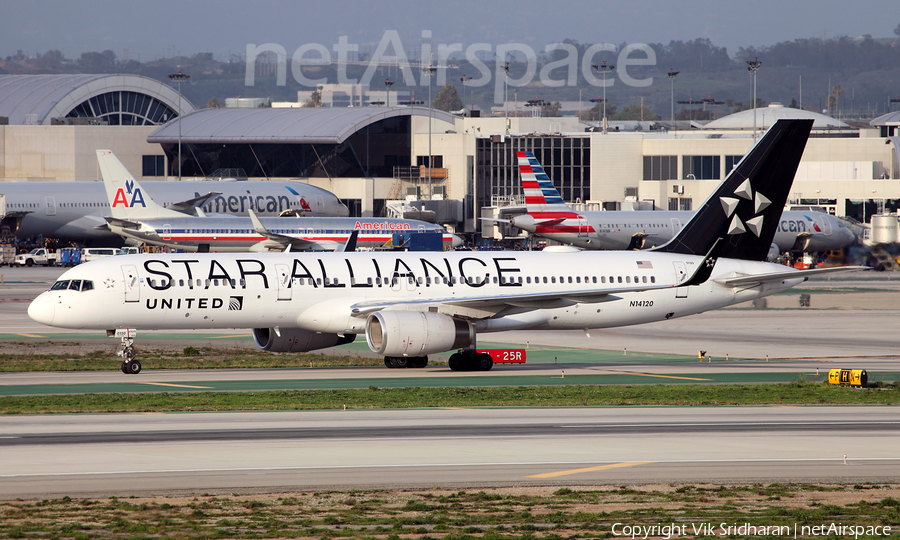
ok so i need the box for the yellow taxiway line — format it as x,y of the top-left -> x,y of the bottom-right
527,461 -> 652,479
139,382 -> 212,389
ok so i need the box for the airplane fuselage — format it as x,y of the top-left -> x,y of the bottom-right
30,251 -> 801,337
515,210 -> 855,252
111,216 -> 459,251
0,181 -> 349,245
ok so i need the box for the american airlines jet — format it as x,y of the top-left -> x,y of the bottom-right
97,150 -> 460,252
508,152 -> 855,253
0,172 -> 348,246
29,120 -> 863,375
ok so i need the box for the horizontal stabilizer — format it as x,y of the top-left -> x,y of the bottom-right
167,192 -> 222,215
715,266 -> 869,288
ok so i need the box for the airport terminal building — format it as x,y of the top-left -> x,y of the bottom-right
1,73 -> 898,240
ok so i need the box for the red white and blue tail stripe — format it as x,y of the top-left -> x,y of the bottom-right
517,151 -> 573,216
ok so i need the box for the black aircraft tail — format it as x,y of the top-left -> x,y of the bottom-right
655,119 -> 813,261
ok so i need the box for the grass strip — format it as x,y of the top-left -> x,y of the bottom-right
0,345 -> 383,372
2,382 -> 899,414
1,483 -> 898,539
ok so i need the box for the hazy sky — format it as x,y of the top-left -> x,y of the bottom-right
2,0 -> 899,61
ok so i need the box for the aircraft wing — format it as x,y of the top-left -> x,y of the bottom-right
349,284 -> 662,318
714,266 -> 869,288
167,192 -> 223,215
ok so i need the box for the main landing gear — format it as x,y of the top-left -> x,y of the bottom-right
448,350 -> 493,372
117,336 -> 141,374
384,356 -> 429,368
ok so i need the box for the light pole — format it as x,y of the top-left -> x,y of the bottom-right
168,71 -> 190,180
460,74 -> 472,133
667,69 -> 679,129
746,57 -> 761,140
592,61 -> 615,133
422,64 -> 437,200
501,61 -> 510,135
384,79 -> 394,107
460,75 -> 473,113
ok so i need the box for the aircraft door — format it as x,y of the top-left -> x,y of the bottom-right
162,224 -> 172,240
670,218 -> 682,237
274,263 -> 291,301
577,217 -> 590,238
673,261 -> 689,298
315,196 -> 325,214
44,196 -> 56,216
121,265 -> 140,303
814,215 -> 833,236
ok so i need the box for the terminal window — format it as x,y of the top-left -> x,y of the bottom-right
643,155 -> 677,181
142,155 -> 166,177
682,155 -> 720,180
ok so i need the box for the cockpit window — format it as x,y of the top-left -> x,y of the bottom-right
50,279 -> 94,291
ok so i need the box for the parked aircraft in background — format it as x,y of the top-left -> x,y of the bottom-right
97,150 -> 459,252
30,120 -> 864,375
509,152 -> 856,253
0,164 -> 348,246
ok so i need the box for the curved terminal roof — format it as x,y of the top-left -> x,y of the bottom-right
703,104 -> 849,130
0,75 -> 194,125
871,111 -> 900,126
0,74 -> 193,125
147,106 -> 457,145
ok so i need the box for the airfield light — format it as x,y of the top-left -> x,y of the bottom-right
592,61 -> 615,133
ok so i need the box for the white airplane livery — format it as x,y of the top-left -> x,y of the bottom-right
97,150 -> 460,252
510,152 -> 856,253
0,169 -> 348,246
29,120 -> 863,374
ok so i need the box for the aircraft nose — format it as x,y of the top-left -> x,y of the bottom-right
28,293 -> 55,326
451,235 -> 464,248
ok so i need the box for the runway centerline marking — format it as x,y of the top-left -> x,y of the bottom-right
139,382 -> 212,389
526,461 -> 652,478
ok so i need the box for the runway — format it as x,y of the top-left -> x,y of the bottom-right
2,267 -> 899,499
0,407 -> 896,499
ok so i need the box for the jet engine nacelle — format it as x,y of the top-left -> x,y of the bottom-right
366,311 -> 474,356
252,327 -> 356,353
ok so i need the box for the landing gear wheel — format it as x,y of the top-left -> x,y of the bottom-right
120,361 -> 128,374
124,360 -> 141,374
394,356 -> 410,368
410,357 -> 428,368
477,353 -> 493,371
384,357 -> 393,368
448,353 -> 461,371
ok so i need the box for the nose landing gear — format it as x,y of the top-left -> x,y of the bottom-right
112,331 -> 142,374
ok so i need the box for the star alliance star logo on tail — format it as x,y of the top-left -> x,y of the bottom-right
719,178 -> 770,237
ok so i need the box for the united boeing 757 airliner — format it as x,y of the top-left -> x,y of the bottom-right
29,120 -> 863,374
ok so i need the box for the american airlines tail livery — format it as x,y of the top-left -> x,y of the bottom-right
29,120 -> 864,374
510,152 -> 856,253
